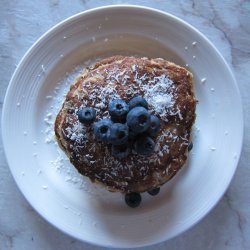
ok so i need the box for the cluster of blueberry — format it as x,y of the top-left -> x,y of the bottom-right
77,96 -> 162,208
125,187 -> 160,208
78,96 -> 161,159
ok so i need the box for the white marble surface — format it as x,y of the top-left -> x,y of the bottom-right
0,0 -> 249,249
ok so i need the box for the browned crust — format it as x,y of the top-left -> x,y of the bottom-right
54,56 -> 196,193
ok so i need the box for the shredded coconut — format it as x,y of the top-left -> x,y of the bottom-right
201,78 -> 206,83
143,75 -> 175,121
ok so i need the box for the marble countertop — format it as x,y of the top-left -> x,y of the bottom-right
0,1 -> 249,249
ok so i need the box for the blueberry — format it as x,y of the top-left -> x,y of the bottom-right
125,192 -> 141,208
78,107 -> 96,124
134,136 -> 155,156
108,99 -> 129,123
111,144 -> 130,159
188,141 -> 193,151
127,107 -> 150,134
128,129 -> 138,140
147,115 -> 161,137
93,119 -> 112,142
129,96 -> 148,110
109,123 -> 129,145
148,187 -> 160,196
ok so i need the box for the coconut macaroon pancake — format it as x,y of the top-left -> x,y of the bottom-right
55,56 -> 196,201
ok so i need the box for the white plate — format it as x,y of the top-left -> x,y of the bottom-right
2,5 -> 243,248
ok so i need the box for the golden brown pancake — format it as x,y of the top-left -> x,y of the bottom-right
55,56 -> 196,193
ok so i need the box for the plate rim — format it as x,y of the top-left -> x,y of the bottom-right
1,4 -> 244,248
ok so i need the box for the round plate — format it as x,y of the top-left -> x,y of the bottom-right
2,5 -> 243,248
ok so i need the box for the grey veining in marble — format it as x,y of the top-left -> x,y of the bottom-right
0,0 -> 250,250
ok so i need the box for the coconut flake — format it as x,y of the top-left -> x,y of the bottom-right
201,78 -> 206,83
143,75 -> 175,121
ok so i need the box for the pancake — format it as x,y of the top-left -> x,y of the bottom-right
55,56 -> 196,193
